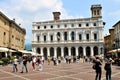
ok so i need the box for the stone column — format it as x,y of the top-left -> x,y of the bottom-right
32,32 -> 35,41
76,46 -> 78,56
83,31 -> 86,42
40,33 -> 44,42
61,32 -> 64,42
91,46 -> 94,56
47,33 -> 50,42
47,47 -> 50,57
41,47 -> 43,56
54,33 -> 57,42
83,46 -> 86,56
61,47 -> 64,57
76,31 -> 78,41
68,31 -> 71,41
32,47 -> 35,52
54,47 -> 57,57
91,31 -> 94,41
68,47 -> 71,56
99,46 -> 102,55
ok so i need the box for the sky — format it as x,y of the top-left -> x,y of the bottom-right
0,0 -> 120,44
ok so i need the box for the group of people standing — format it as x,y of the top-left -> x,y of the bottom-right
12,54 -> 44,73
12,54 -> 114,80
92,54 -> 114,80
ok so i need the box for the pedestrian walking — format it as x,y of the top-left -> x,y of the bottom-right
21,55 -> 28,73
52,56 -> 57,66
93,56 -> 102,80
65,55 -> 68,64
68,56 -> 71,64
104,54 -> 114,80
42,56 -> 45,64
47,56 -> 51,65
58,56 -> 61,64
37,56 -> 43,71
32,55 -> 37,71
12,56 -> 18,72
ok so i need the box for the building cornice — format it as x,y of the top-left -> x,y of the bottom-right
33,17 -> 102,25
112,20 -> 120,27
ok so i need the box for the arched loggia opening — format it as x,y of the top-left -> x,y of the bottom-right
94,46 -> 98,56
64,47 -> 68,57
50,47 -> 54,57
86,46 -> 91,57
78,47 -> 83,58
43,47 -> 47,59
57,47 -> 61,58
36,47 -> 40,54
71,47 -> 76,56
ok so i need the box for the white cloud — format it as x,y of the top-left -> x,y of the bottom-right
0,0 -> 74,43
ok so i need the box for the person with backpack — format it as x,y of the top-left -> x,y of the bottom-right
93,56 -> 102,80
21,55 -> 28,73
104,54 -> 114,80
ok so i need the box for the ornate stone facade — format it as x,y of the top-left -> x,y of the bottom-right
32,5 -> 105,59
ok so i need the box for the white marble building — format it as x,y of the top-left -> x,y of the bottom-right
32,4 -> 105,59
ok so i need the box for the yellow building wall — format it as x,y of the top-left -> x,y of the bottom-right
0,12 -> 26,50
0,15 -> 10,47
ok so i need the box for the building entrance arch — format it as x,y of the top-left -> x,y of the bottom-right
86,46 -> 91,57
57,47 -> 61,57
50,47 -> 54,57
94,46 -> 98,56
64,47 -> 68,57
78,47 -> 83,57
71,47 -> 75,56
36,47 -> 40,54
43,47 -> 47,59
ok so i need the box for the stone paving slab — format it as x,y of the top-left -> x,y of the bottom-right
0,61 -> 120,80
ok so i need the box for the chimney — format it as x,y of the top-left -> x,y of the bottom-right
13,18 -> 15,22
53,12 -> 61,21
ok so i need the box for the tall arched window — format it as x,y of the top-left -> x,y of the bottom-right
94,33 -> 97,40
86,34 -> 89,41
50,35 -> 53,42
79,34 -> 82,41
57,32 -> 61,41
3,32 -> 6,44
71,31 -> 75,41
64,32 -> 67,41
44,35 -> 46,42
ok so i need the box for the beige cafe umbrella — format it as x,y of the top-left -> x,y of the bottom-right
0,47 -> 15,52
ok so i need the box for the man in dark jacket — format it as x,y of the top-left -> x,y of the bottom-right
21,55 -> 28,73
104,54 -> 113,80
93,56 -> 102,80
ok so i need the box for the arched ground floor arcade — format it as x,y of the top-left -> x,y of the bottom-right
32,44 -> 104,59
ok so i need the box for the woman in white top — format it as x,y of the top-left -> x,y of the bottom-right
13,56 -> 18,72
32,56 -> 36,71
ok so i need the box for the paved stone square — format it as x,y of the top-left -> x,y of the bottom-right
0,61 -> 120,80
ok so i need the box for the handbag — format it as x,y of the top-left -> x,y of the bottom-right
104,63 -> 110,70
92,65 -> 96,70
